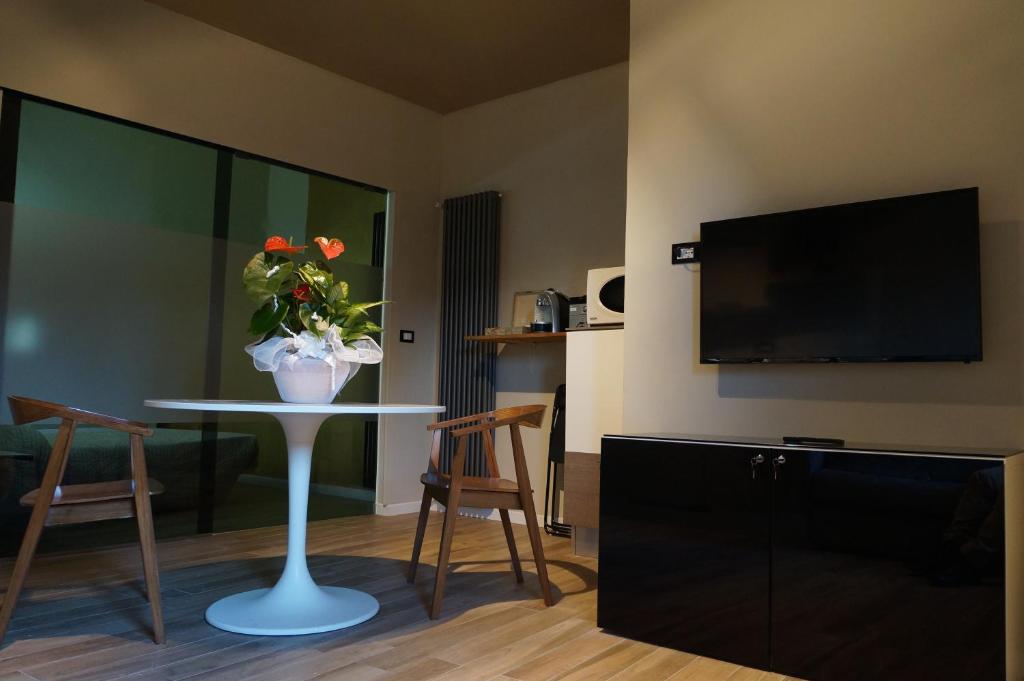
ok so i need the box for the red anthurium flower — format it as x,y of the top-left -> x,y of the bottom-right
264,236 -> 306,254
314,236 -> 345,260
292,284 -> 312,302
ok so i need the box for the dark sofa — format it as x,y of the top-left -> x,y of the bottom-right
0,425 -> 258,513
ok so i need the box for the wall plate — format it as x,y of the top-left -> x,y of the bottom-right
672,242 -> 700,264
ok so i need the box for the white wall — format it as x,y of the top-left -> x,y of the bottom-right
0,0 -> 443,509
626,0 -> 1024,448
441,64 -> 629,511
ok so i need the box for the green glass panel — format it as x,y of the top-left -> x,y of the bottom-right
14,101 -> 216,235
306,175 -> 387,266
0,99 -> 389,551
1,102 -> 219,553
215,155 -> 387,531
228,156 -> 309,246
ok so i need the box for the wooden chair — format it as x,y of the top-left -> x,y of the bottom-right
408,404 -> 555,618
0,396 -> 165,646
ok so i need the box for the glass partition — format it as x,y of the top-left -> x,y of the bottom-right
0,94 -> 387,555
213,156 -> 386,533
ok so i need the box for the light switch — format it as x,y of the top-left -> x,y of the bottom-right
399,330 -> 415,343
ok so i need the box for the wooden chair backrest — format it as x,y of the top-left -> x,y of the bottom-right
8,396 -> 152,435
425,404 -> 546,477
7,395 -> 154,491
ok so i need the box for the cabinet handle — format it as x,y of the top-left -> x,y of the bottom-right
750,453 -> 765,479
773,454 -> 786,480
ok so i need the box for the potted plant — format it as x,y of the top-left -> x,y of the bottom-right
242,235 -> 385,403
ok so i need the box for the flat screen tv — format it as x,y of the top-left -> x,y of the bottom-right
700,187 -> 981,364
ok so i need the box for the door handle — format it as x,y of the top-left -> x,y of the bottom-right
750,453 -> 765,479
773,454 -> 786,480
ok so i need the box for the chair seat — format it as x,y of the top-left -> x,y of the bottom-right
420,472 -> 523,494
21,479 -> 165,507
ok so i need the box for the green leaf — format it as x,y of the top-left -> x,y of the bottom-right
248,298 -> 289,336
352,321 -> 382,336
327,281 -> 350,306
297,303 -> 318,336
297,262 -> 332,300
243,253 -> 294,305
342,300 -> 387,319
335,319 -> 383,342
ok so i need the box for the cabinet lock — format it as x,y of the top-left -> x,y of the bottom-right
750,453 -> 765,479
772,454 -> 786,480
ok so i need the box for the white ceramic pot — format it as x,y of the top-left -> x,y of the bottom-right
272,357 -> 360,404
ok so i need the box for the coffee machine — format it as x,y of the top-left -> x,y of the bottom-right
531,289 -> 570,332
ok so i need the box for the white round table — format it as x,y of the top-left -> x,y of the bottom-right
143,399 -> 444,636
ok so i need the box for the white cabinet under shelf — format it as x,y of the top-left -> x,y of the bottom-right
564,327 -> 623,556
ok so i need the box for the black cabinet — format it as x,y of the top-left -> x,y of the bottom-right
598,438 -> 770,669
598,435 -> 1016,681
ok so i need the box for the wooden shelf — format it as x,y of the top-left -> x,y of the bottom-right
465,332 -> 567,344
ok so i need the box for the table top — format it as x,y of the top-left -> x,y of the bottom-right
144,399 -> 445,415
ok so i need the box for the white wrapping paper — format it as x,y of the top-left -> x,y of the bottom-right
245,326 -> 383,391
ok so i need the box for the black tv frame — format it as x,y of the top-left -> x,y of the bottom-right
698,187 -> 982,365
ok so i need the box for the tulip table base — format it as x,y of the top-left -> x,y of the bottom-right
143,399 -> 444,636
205,584 -> 379,636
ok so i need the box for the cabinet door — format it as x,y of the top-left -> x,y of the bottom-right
771,449 -> 1005,681
598,438 -> 771,669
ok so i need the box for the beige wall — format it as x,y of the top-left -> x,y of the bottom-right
0,0 -> 443,509
441,64 -> 629,512
442,63 -> 629,323
625,0 -> 1024,448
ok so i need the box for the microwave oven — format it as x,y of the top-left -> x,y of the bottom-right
586,266 -> 625,325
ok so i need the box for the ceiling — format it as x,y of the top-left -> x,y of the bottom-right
149,0 -> 629,114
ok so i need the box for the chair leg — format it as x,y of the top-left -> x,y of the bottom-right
131,434 -> 164,644
0,421 -> 73,647
408,489 -> 432,583
135,497 -> 165,644
429,499 -> 460,620
429,438 -> 468,620
0,502 -> 48,646
499,509 -> 524,583
522,507 -> 555,607
430,499 -> 458,614
509,424 -> 554,607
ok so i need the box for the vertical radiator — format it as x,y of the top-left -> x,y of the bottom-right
437,191 -> 501,476
371,211 -> 386,268
362,418 -> 378,490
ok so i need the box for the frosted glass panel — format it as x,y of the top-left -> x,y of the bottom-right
213,155 -> 387,532
0,203 -> 212,422
0,100 -> 220,554
15,101 -> 217,234
307,175 -> 386,267
0,97 -> 389,553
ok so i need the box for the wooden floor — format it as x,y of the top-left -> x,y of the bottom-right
0,513 -> 795,681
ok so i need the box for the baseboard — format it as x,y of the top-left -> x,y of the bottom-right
238,477 -> 547,527
441,502 -> 545,527
239,474 -> 375,503
374,499 -> 425,516
375,497 -> 546,527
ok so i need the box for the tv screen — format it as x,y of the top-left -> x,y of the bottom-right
700,187 -> 981,364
